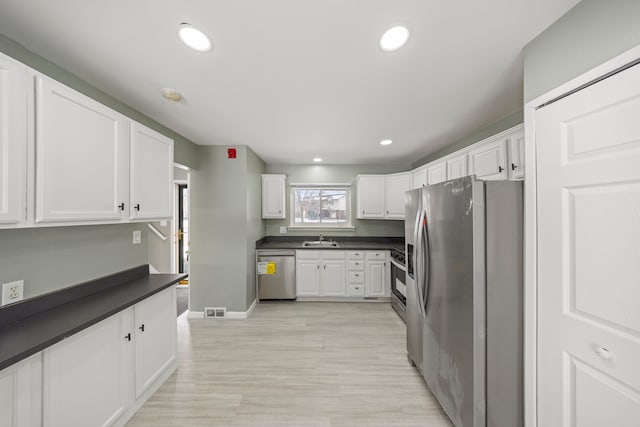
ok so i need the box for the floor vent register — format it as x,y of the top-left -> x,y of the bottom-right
204,307 -> 227,318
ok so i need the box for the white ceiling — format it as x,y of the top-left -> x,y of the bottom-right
0,0 -> 580,165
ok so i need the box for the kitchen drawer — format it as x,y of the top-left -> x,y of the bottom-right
346,251 -> 365,260
366,251 -> 387,260
348,271 -> 365,283
347,284 -> 365,296
347,260 -> 364,270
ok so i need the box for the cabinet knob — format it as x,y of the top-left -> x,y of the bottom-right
596,347 -> 611,360
134,204 -> 141,211
118,202 -> 125,211
498,166 -> 504,173
355,274 -> 359,277
355,262 -> 359,266
139,324 -> 145,332
362,210 -> 365,215
511,163 -> 517,171
386,210 -> 389,215
317,265 -> 319,269
124,333 -> 131,341
278,210 -> 281,214
324,265 -> 326,269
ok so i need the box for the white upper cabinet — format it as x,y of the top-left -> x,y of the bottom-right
261,174 -> 286,219
446,153 -> 468,180
356,175 -> 385,219
508,129 -> 525,180
412,166 -> 427,189
34,74 -> 129,223
384,172 -> 412,219
468,138 -> 508,180
427,160 -> 447,185
0,53 -> 27,227
129,122 -> 174,220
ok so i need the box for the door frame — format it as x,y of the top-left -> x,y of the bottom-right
523,44 -> 640,426
173,179 -> 188,274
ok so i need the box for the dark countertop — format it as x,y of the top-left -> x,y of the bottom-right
256,236 -> 404,251
0,265 -> 186,371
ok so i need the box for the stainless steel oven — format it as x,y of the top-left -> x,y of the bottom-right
390,248 -> 407,323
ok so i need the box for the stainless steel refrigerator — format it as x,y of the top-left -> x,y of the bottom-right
405,176 -> 523,427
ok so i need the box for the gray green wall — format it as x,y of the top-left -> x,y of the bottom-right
0,224 -> 147,300
265,164 -> 409,237
524,0 -> 640,103
0,33 -> 198,168
411,110 -> 523,169
190,146 -> 265,312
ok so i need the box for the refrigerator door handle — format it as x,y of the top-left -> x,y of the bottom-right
415,209 -> 426,316
422,212 -> 430,315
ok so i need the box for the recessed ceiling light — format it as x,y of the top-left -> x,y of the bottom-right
380,139 -> 393,146
379,25 -> 410,52
178,23 -> 212,52
313,158 -> 323,162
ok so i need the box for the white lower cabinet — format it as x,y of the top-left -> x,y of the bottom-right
297,250 -> 389,299
43,310 -> 132,427
365,251 -> 390,297
41,286 -> 176,427
0,354 -> 41,427
134,287 -> 177,398
296,250 -> 346,297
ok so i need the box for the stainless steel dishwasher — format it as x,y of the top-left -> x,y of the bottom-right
256,250 -> 296,300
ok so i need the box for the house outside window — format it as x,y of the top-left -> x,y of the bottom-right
290,185 -> 352,228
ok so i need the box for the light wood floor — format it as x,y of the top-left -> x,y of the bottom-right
127,302 -> 453,426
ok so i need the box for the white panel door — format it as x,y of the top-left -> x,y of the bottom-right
42,311 -> 132,427
134,287 -> 176,398
412,167 -> 427,189
385,172 -> 412,219
0,53 -> 27,226
469,139 -> 508,180
357,176 -> 385,218
366,261 -> 387,297
296,260 -> 320,296
321,261 -> 346,296
130,122 -> 173,220
536,62 -> 640,426
0,354 -> 41,427
261,174 -> 286,218
508,130 -> 525,180
35,74 -> 128,223
427,161 -> 447,185
446,153 -> 468,180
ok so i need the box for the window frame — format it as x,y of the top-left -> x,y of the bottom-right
288,184 -> 354,229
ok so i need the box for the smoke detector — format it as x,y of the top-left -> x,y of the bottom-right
161,88 -> 183,102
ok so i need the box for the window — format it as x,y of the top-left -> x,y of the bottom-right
290,185 -> 352,228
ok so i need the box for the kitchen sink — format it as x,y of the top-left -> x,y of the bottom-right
301,241 -> 340,247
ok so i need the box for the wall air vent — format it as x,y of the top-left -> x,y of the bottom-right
204,307 -> 226,318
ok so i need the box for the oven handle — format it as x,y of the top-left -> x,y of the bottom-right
390,258 -> 406,272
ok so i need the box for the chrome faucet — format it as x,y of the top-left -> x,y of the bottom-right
319,234 -> 324,242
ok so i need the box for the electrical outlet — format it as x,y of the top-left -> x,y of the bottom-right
133,230 -> 141,244
279,226 -> 287,234
2,280 -> 24,306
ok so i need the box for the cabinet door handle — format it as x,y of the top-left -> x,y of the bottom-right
317,265 -> 319,269
386,210 -> 389,215
355,274 -> 359,277
362,210 -> 365,215
511,163 -> 517,171
124,333 -> 131,341
498,166 -> 504,173
139,324 -> 145,332
324,265 -> 326,270
118,202 -> 125,211
134,204 -> 141,211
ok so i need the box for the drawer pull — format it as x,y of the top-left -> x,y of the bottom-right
596,347 -> 611,360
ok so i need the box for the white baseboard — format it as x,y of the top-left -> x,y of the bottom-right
296,296 -> 391,302
187,310 -> 204,319
226,299 -> 257,319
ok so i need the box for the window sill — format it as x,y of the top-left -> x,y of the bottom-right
287,226 -> 355,231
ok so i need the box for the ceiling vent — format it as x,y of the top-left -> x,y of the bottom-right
204,307 -> 226,318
